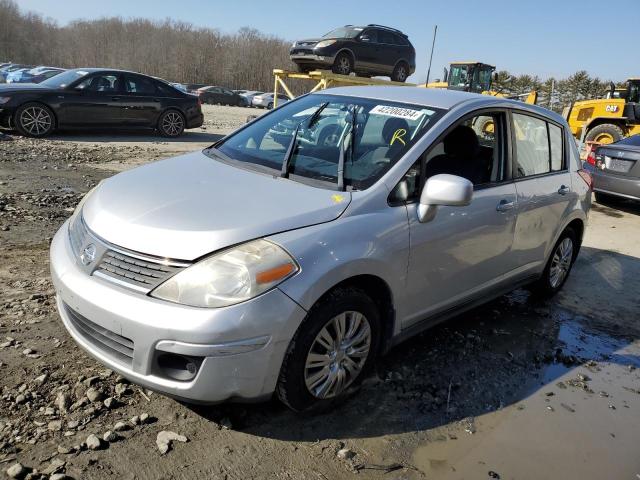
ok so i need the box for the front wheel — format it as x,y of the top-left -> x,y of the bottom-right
267,102 -> 274,109
585,123 -> 623,145
332,52 -> 353,76
277,287 -> 380,412
158,110 -> 185,137
529,228 -> 577,297
14,103 -> 55,137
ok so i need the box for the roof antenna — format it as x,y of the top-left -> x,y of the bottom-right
425,25 -> 438,87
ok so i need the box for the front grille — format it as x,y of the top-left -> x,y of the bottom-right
95,250 -> 184,292
64,303 -> 134,367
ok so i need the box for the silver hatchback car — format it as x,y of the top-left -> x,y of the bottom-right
51,87 -> 591,412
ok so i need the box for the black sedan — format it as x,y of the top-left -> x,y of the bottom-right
0,68 -> 203,137
585,134 -> 640,203
196,86 -> 247,106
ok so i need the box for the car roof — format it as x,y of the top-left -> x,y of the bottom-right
313,86 -> 565,123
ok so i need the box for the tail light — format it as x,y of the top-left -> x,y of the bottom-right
586,150 -> 596,166
578,169 -> 593,190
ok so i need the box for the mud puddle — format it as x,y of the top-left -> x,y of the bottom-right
413,315 -> 640,480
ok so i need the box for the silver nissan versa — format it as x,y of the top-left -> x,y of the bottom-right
51,86 -> 591,412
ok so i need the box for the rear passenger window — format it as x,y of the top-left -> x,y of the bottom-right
513,113 -> 550,177
125,75 -> 157,95
549,123 -> 563,171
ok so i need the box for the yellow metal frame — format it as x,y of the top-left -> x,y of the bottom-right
272,69 -> 416,107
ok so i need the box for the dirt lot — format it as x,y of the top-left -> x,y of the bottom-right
1,104 -> 639,480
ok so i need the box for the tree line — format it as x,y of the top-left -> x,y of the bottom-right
0,0 -> 627,105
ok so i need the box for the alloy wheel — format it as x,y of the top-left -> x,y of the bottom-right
396,66 -> 407,82
20,106 -> 52,136
162,112 -> 184,136
304,311 -> 371,399
549,237 -> 573,288
337,56 -> 351,75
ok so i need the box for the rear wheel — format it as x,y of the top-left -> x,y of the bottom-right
277,287 -> 380,412
529,228 -> 577,297
391,62 -> 409,82
585,123 -> 623,145
332,52 -> 353,76
158,110 -> 185,137
267,101 -> 274,110
14,103 -> 55,137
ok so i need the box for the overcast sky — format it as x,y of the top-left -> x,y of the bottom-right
16,0 -> 633,83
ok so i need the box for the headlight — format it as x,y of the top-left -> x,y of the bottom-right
291,41 -> 297,48
150,239 -> 299,308
315,40 -> 336,48
0,97 -> 11,105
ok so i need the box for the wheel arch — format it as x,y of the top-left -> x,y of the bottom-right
335,48 -> 356,66
544,213 -> 586,266
584,117 -> 626,135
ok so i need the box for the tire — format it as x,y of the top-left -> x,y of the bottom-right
332,52 -> 354,76
296,64 -> 312,74
158,110 -> 185,137
585,123 -> 623,145
391,62 -> 409,82
14,102 -> 55,138
276,287 -> 381,413
529,228 -> 578,297
267,102 -> 274,110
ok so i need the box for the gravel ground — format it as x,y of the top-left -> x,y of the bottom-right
1,104 -> 639,480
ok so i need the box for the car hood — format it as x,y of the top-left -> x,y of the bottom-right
0,83 -> 53,93
293,38 -> 324,46
82,151 -> 351,260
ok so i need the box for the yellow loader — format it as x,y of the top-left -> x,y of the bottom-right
565,78 -> 640,144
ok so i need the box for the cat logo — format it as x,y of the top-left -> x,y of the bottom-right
605,105 -> 619,113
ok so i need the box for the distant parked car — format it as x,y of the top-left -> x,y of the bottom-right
170,82 -> 188,93
239,90 -> 264,107
197,86 -> 246,106
584,134 -> 640,203
0,68 -> 203,138
0,64 -> 33,83
290,24 -> 416,82
8,66 -> 65,84
252,92 -> 290,109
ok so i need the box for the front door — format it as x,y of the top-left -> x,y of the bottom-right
402,111 -> 519,328
58,73 -> 124,127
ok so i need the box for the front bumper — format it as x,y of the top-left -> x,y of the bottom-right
289,52 -> 335,67
50,223 -> 307,403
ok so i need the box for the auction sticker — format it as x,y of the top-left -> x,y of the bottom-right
370,105 -> 423,121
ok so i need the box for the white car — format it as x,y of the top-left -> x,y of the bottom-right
252,92 -> 291,109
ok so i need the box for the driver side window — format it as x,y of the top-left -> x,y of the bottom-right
75,74 -> 120,93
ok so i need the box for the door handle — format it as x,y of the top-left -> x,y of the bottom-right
496,199 -> 515,212
557,185 -> 570,195
111,96 -> 120,101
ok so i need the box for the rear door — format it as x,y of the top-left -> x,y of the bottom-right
376,30 -> 399,74
121,74 -> 163,127
511,111 -> 574,273
57,73 -> 124,127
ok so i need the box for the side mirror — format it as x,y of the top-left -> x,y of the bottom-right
359,35 -> 370,42
417,174 -> 473,223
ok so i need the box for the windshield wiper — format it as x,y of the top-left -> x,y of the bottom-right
281,102 -> 330,178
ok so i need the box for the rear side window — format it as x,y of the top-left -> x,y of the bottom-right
378,30 -> 394,44
549,123 -> 563,171
125,75 -> 157,95
513,113 -> 565,177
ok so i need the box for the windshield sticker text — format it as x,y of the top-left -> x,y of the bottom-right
370,105 -> 423,121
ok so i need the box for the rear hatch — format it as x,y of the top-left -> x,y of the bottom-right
595,144 -> 640,178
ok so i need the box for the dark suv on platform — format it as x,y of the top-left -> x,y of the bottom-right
290,24 -> 416,82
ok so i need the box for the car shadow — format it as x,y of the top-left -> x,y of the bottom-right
592,196 -> 640,216
7,129 -> 223,144
186,246 -> 640,441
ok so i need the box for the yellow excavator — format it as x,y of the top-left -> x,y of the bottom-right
423,61 -> 538,105
564,78 -> 640,144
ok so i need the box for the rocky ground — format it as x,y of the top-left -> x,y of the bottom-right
1,105 -> 639,479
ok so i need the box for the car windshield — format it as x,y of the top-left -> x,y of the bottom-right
41,69 -> 90,88
323,26 -> 362,39
209,94 -> 444,190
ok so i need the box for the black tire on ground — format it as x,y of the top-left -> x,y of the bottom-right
157,109 -> 185,137
332,52 -> 354,76
584,123 -> 624,145
529,227 -> 578,297
14,102 -> 55,138
391,62 -> 409,82
276,287 -> 381,413
267,102 -> 274,110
